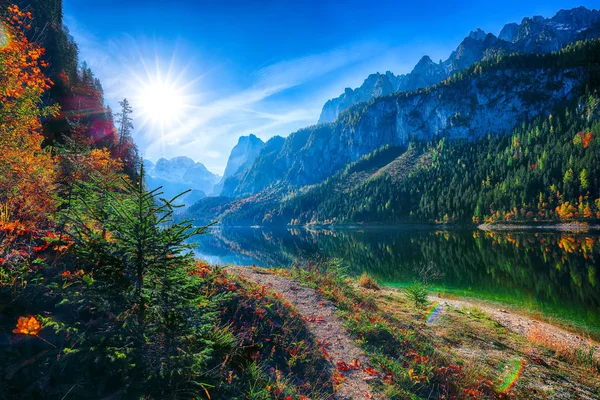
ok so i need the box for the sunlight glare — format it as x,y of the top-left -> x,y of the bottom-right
129,53 -> 200,135
138,80 -> 185,125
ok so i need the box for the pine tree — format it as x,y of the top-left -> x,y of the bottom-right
116,98 -> 134,157
66,165 -> 217,396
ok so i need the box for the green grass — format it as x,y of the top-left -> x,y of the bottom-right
274,262 -> 600,399
277,262 -> 489,399
381,280 -> 600,341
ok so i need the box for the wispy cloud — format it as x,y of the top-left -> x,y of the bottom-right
63,14 -> 410,175
254,42 -> 385,88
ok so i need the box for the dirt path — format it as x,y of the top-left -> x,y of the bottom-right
376,285 -> 599,356
426,295 -> 600,358
227,267 -> 376,400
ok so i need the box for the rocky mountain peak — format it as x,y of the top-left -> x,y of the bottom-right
552,6 -> 600,27
499,23 -> 519,42
213,134 -> 266,195
156,156 -> 195,170
371,74 -> 394,97
317,6 -> 599,124
468,28 -> 487,41
238,133 -> 263,147
408,55 -> 445,88
413,55 -> 435,69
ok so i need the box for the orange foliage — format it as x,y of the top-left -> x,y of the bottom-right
58,148 -> 124,184
12,315 -> 42,335
188,261 -> 212,278
581,131 -> 593,149
555,201 -> 578,220
332,372 -> 346,385
0,5 -> 58,228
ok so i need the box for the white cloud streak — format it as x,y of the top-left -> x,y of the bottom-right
63,14 -> 411,175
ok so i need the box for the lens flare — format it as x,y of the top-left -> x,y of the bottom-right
425,303 -> 443,324
496,358 -> 525,393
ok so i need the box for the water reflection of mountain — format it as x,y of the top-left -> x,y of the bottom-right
191,226 -> 600,329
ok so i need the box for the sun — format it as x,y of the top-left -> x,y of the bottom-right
129,55 -> 198,132
137,79 -> 186,125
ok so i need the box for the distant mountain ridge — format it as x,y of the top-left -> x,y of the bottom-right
318,6 -> 600,123
145,156 -> 220,193
144,157 -> 220,207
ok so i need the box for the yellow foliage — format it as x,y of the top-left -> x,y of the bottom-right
0,6 -> 58,228
358,272 -> 380,290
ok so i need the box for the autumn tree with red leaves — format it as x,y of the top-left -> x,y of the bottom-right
0,4 -> 58,227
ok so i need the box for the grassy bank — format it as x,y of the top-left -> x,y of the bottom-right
380,281 -> 600,342
268,265 -> 600,399
0,227 -> 332,399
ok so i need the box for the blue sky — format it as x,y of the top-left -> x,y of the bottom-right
64,0 -> 598,175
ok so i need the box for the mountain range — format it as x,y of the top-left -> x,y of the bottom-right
183,6 -> 600,226
213,7 -> 600,199
143,157 -> 219,207
319,6 -> 600,123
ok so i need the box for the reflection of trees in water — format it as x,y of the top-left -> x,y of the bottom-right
201,227 -> 600,325
195,227 -> 328,268
309,230 -> 600,309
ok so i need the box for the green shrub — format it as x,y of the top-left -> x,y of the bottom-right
405,281 -> 429,309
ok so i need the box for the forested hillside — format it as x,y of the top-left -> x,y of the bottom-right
216,38 -> 599,201
189,39 -> 600,226
280,96 -> 600,225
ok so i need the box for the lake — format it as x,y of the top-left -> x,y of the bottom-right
192,226 -> 600,336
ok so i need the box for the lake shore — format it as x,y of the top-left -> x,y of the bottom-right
478,222 -> 600,231
382,282 -> 600,342
233,265 -> 600,398
195,225 -> 600,339
427,293 -> 600,356
380,276 -> 600,355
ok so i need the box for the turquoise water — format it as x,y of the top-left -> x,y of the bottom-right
191,226 -> 600,335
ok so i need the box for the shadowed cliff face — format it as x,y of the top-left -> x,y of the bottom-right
214,134 -> 265,196
318,7 -> 600,124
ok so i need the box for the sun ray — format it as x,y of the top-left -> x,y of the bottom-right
127,53 -> 201,134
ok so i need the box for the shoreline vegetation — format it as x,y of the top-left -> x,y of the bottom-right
227,221 -> 600,232
478,222 -> 600,231
227,264 -> 600,399
382,281 -> 600,342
